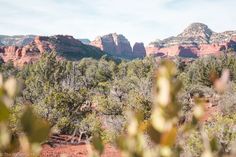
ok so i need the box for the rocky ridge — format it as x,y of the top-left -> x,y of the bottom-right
0,35 -> 36,46
146,23 -> 236,57
0,35 -> 104,66
0,23 -> 235,66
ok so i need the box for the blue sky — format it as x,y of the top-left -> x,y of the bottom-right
0,0 -> 235,45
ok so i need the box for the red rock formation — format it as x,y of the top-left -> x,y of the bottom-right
145,44 -> 161,56
198,44 -> 226,56
0,45 -> 39,66
146,23 -> 236,58
133,42 -> 146,58
0,35 -> 103,66
90,37 -> 104,51
90,33 -> 133,58
0,23 -> 235,64
146,44 -> 226,58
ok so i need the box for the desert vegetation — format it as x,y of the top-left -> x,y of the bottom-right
0,53 -> 236,157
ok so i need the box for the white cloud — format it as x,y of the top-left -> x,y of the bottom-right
0,0 -> 235,45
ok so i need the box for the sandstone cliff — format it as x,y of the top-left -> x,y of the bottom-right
90,33 -> 136,58
0,35 -> 104,66
90,33 -> 148,58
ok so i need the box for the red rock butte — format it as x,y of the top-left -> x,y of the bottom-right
90,33 -> 134,58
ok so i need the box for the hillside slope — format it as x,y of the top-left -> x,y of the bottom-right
0,35 -> 104,66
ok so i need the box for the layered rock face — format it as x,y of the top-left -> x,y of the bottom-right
90,33 -> 141,58
146,23 -> 236,57
0,35 -> 104,66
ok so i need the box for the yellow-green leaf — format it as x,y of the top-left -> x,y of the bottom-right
0,102 -> 10,122
21,107 -> 50,143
